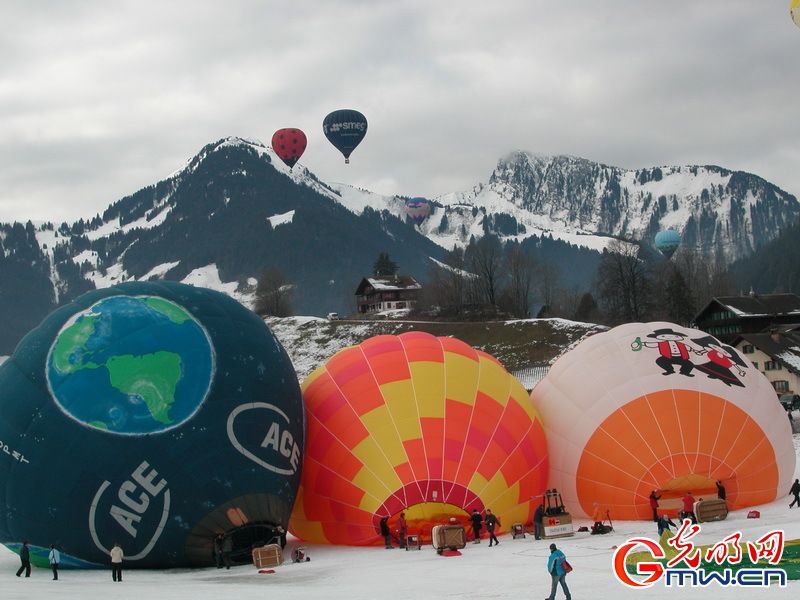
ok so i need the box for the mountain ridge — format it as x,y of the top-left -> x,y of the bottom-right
1,136 -> 798,354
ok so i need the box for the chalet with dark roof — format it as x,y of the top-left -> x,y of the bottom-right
732,325 -> 800,396
692,293 -> 800,343
355,275 -> 422,315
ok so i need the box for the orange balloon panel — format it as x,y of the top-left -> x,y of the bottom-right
289,332 -> 549,545
532,322 -> 795,520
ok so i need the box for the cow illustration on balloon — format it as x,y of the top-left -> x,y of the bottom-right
631,327 -> 748,387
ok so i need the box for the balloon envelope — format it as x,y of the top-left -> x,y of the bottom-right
289,332 -> 548,545
655,229 -> 681,259
322,109 -> 367,163
271,128 -> 307,169
405,197 -> 431,226
792,0 -> 800,29
0,281 -> 304,568
531,322 -> 795,520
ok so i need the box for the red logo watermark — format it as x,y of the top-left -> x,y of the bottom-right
612,520 -> 787,588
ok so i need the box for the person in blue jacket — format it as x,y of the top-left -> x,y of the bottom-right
546,543 -> 571,600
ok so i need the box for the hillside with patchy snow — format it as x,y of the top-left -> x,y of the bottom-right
266,316 -> 605,382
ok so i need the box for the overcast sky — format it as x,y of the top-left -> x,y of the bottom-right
1,0 -> 798,223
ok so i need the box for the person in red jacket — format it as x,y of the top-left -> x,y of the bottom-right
397,512 -> 407,549
681,492 -> 697,524
649,490 -> 661,522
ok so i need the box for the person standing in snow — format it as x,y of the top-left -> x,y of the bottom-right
545,543 -> 571,600
48,544 -> 60,580
397,512 -> 407,549
657,515 -> 677,537
790,479 -> 800,508
15,540 -> 31,578
110,542 -> 123,582
649,490 -> 661,522
221,534 -> 233,568
379,516 -> 392,548
485,508 -> 500,546
716,481 -> 727,502
470,509 -> 482,543
681,491 -> 697,524
213,533 -> 224,568
533,504 -> 545,540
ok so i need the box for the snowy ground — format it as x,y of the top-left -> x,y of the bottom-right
2,433 -> 798,600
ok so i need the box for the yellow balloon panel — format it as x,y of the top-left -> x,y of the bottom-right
290,332 -> 549,544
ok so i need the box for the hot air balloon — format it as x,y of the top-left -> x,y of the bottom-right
289,332 -> 548,545
792,0 -> 800,29
322,109 -> 367,164
405,197 -> 431,226
654,229 -> 681,259
0,281 -> 304,568
531,322 -> 795,521
271,128 -> 307,169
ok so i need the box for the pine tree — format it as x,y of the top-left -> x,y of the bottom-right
373,252 -> 398,277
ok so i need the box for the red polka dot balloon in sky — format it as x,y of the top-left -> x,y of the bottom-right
271,128 -> 307,169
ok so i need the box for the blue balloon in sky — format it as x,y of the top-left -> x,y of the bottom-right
0,281 -> 304,568
323,109 -> 368,163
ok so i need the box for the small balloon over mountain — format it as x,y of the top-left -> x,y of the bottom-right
322,109 -> 368,164
404,197 -> 431,226
271,128 -> 307,169
654,229 -> 681,259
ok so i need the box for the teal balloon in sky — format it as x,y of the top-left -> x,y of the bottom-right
655,229 -> 681,259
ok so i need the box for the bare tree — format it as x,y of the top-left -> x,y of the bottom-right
505,244 -> 536,318
537,262 -> 560,312
254,268 -> 294,317
426,248 -> 476,316
596,240 -> 652,323
468,235 -> 504,307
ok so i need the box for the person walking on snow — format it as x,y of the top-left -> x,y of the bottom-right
790,479 -> 800,508
15,540 -> 31,578
485,509 -> 500,546
48,544 -> 60,580
470,509 -> 482,543
546,543 -> 571,600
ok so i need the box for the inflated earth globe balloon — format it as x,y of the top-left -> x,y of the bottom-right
532,322 -> 795,520
289,332 -> 548,545
0,281 -> 304,568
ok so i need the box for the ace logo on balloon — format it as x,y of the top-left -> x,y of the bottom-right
227,403 -> 301,475
89,460 -> 170,561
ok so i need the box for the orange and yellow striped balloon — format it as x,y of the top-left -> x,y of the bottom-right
532,322 -> 795,520
289,332 -> 548,545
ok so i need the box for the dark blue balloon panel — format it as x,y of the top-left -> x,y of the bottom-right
0,281 -> 304,568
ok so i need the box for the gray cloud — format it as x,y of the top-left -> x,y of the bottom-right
1,0 -> 798,223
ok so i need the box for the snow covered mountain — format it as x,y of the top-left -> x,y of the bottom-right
335,151 -> 799,260
1,138 -> 798,354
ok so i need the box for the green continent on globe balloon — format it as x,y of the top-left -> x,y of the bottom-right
51,314 -> 102,374
143,297 -> 193,324
105,352 -> 182,424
